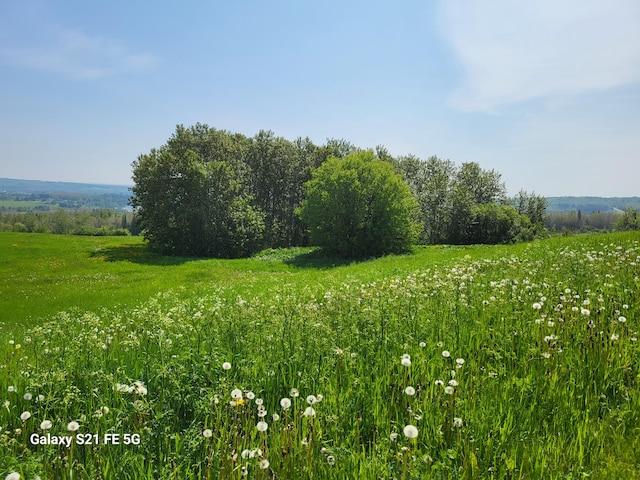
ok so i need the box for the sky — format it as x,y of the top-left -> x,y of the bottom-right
1,0 -> 639,197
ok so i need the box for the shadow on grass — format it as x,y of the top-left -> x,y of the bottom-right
90,243 -> 197,266
282,249 -> 366,269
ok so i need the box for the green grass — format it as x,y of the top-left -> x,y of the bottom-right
0,233 -> 513,333
1,231 -> 639,479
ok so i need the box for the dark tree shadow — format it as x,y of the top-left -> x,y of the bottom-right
90,243 -> 197,265
282,249 -> 368,269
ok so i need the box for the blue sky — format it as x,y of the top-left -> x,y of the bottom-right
1,0 -> 639,197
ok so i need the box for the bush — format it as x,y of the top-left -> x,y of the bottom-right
296,150 -> 421,258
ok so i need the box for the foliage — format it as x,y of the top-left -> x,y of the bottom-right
615,207 -> 640,231
466,203 -> 532,244
396,157 -> 517,245
1,231 -> 639,478
131,132 -> 265,257
297,151 -> 421,258
0,209 -> 138,235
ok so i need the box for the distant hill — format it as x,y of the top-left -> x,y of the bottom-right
0,178 -> 131,211
545,197 -> 640,213
0,178 -> 130,196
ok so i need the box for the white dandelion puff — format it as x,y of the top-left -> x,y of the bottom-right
40,420 -> 52,430
222,362 -> 232,371
404,386 -> 416,396
20,411 -> 31,421
280,397 -> 292,409
203,429 -> 213,438
256,421 -> 268,432
403,425 -> 418,438
231,388 -> 243,400
67,421 -> 80,432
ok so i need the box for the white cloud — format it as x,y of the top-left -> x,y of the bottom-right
0,24 -> 158,79
438,0 -> 640,111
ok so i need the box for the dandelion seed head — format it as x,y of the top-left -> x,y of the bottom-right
67,421 -> 80,432
256,421 -> 268,432
404,386 -> 416,396
327,455 -> 335,465
222,362 -> 232,371
442,350 -> 451,358
23,393 -> 32,401
448,379 -> 458,387
259,459 -> 270,469
5,472 -> 21,480
40,420 -> 52,430
618,316 -> 627,323
246,391 -> 255,400
231,388 -> 243,400
303,406 -> 316,417
280,397 -> 292,409
403,424 -> 418,438
390,432 -> 398,441
453,417 -> 463,428
306,395 -> 317,405
444,386 -> 454,395
532,302 -> 542,310
401,357 -> 411,367
203,429 -> 213,438
20,411 -> 31,421
290,388 -> 299,398
419,341 -> 426,348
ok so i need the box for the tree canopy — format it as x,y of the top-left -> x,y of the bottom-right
131,124 -> 547,258
296,151 -> 421,258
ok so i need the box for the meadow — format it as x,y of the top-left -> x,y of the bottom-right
0,231 -> 638,479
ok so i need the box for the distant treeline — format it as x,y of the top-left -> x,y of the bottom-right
0,192 -> 130,211
546,196 -> 640,214
0,209 -> 139,236
546,208 -> 639,233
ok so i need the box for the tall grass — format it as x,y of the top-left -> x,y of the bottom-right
1,232 -> 638,478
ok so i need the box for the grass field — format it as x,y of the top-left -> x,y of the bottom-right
1,231 -> 639,479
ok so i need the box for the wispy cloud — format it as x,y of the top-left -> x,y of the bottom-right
0,22 -> 158,79
438,0 -> 640,111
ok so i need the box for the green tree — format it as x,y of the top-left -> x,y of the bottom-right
296,150 -> 421,258
467,203 -> 532,244
131,131 -> 264,257
397,155 -> 455,244
615,207 -> 640,230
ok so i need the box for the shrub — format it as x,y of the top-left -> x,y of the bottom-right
296,150 -> 421,258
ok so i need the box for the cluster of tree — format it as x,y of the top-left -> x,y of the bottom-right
545,208 -> 640,233
132,124 -> 547,258
0,210 -> 139,236
395,156 -> 546,245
